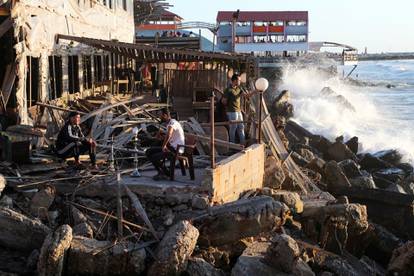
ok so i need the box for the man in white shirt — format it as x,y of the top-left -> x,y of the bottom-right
145,109 -> 185,180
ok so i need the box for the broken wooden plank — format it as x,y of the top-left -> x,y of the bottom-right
80,96 -> 144,123
35,102 -> 87,115
1,62 -> 16,109
186,133 -> 244,151
123,183 -> 159,240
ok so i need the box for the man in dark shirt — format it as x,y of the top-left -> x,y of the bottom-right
222,74 -> 247,145
56,112 -> 97,168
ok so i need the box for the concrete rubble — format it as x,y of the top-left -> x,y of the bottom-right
0,59 -> 412,276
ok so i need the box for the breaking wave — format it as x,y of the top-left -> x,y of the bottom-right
276,62 -> 414,165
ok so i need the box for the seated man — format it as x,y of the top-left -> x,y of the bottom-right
145,108 -> 185,180
56,112 -> 97,169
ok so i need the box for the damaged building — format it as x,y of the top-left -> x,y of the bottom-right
0,0 -> 135,126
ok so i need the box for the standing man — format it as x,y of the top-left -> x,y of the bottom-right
56,112 -> 97,169
145,109 -> 185,180
222,73 -> 246,145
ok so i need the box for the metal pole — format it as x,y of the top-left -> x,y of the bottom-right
258,92 -> 263,143
116,171 -> 123,238
210,92 -> 215,169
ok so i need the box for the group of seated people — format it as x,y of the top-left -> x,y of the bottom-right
56,74 -> 250,180
56,109 -> 184,181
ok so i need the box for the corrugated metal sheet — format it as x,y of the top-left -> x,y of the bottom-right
216,11 -> 308,22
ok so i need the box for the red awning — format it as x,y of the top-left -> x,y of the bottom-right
216,11 -> 308,22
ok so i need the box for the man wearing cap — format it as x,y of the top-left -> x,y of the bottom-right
56,112 -> 97,169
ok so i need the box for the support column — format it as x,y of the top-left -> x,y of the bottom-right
78,54 -> 84,97
91,55 -> 95,94
39,53 -> 49,102
16,52 -> 28,124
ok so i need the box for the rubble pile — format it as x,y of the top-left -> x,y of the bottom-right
0,91 -> 412,276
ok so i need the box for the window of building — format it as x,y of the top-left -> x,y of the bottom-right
122,0 -> 127,11
269,35 -> 285,43
68,56 -> 80,94
286,35 -> 307,42
82,56 -> 92,90
235,36 -> 252,44
253,35 -> 267,43
269,21 -> 284,26
25,56 -> 40,107
219,21 -> 231,25
253,21 -> 267,26
48,56 -> 63,100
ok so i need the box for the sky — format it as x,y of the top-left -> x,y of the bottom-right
169,0 -> 414,53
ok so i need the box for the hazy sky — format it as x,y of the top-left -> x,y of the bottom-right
169,0 -> 414,53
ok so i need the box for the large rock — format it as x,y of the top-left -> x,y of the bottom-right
259,188 -> 304,214
37,225 -> 73,276
263,156 -> 286,189
324,161 -> 352,192
309,135 -> 332,157
327,141 -> 357,162
338,159 -> 362,179
365,223 -> 402,265
386,184 -> 406,194
373,149 -> 403,166
148,220 -> 199,276
387,241 -> 414,276
359,153 -> 392,171
305,157 -> 326,176
231,242 -> 287,276
186,257 -> 225,276
349,171 -> 376,189
198,196 -> 289,246
373,168 -> 406,183
67,236 -> 146,275
232,240 -> 313,276
291,151 -> 309,167
0,207 -> 50,252
301,203 -> 369,255
345,136 -> 359,155
73,223 -> 94,238
400,174 -> 414,195
265,234 -> 300,272
296,148 -> 315,163
30,186 -> 56,218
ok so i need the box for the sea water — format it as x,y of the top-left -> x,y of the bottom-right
278,59 -> 414,164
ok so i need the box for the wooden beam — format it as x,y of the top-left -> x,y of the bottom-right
0,7 -> 10,17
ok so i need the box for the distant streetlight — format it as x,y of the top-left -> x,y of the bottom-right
255,78 -> 269,143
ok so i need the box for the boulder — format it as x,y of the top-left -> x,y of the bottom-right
186,257 -> 225,276
365,223 -> 403,265
37,225 -> 73,276
327,142 -> 357,162
259,188 -> 304,214
73,223 -> 94,238
296,148 -> 315,163
0,207 -> 50,252
349,171 -> 376,189
263,156 -> 286,189
338,159 -> 362,178
30,186 -> 56,217
67,236 -> 146,275
372,175 -> 394,189
373,168 -> 406,183
373,149 -> 403,166
387,241 -> 414,276
301,203 -> 369,255
309,135 -> 332,157
305,157 -> 326,176
324,160 -> 352,192
345,136 -> 359,155
386,184 -> 406,194
400,174 -> 414,195
198,196 -> 289,246
397,163 -> 414,175
192,195 -> 209,210
148,220 -> 199,276
265,234 -> 300,272
359,153 -> 392,171
231,242 -> 287,276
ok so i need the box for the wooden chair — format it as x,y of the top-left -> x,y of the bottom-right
168,135 -> 196,181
